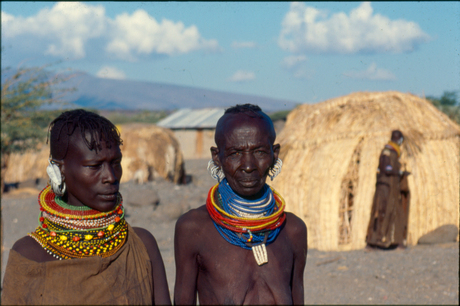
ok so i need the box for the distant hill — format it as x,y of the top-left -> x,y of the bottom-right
64,72 -> 300,112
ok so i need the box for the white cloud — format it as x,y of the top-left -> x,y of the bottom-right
1,2 -> 220,61
231,41 -> 257,49
96,66 -> 126,80
227,70 -> 256,82
343,62 -> 396,80
281,55 -> 307,68
278,2 -> 430,54
106,9 -> 220,60
2,2 -> 106,59
1,11 -> 14,23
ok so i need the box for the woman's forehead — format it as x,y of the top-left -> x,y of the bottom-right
226,121 -> 268,137
66,132 -> 120,159
221,113 -> 270,132
221,118 -> 272,146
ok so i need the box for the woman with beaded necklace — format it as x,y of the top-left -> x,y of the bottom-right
174,104 -> 307,305
2,109 -> 171,305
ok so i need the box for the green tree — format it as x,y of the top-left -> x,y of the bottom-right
269,109 -> 292,122
104,110 -> 169,125
268,105 -> 301,122
1,63 -> 75,191
426,91 -> 460,125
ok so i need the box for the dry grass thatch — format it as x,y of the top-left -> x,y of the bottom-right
4,142 -> 49,183
271,91 -> 460,251
118,123 -> 185,184
4,123 -> 185,185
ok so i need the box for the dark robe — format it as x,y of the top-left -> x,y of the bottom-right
366,145 -> 409,248
400,172 -> 411,241
1,224 -> 153,305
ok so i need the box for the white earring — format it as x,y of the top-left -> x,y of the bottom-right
268,158 -> 283,181
207,159 -> 225,182
47,159 -> 66,196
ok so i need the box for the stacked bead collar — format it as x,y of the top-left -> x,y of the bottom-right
206,179 -> 286,265
218,179 -> 276,219
28,185 -> 128,260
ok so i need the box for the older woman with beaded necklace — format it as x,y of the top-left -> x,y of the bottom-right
174,104 -> 307,305
2,109 -> 171,305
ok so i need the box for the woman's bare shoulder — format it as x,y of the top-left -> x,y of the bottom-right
11,236 -> 54,262
175,205 -> 210,230
174,205 -> 214,248
284,212 -> 307,237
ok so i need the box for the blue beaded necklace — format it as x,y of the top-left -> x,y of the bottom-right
213,179 -> 282,250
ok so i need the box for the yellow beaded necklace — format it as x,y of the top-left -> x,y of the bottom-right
28,186 -> 128,260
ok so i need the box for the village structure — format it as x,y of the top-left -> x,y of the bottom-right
156,108 -> 225,159
3,91 -> 459,252
271,91 -> 460,251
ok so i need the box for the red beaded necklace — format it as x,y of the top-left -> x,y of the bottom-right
206,183 -> 286,233
38,185 -> 122,221
28,185 -> 128,260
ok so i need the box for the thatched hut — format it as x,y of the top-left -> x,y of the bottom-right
117,123 -> 185,184
3,143 -> 49,185
4,123 -> 185,186
271,91 -> 460,251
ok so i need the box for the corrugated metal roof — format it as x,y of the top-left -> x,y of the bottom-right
156,108 -> 225,129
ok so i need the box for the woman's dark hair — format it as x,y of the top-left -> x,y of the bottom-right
48,109 -> 122,160
224,104 -> 263,118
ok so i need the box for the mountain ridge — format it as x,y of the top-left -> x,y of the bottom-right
64,72 -> 301,112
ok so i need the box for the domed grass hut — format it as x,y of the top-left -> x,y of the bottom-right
118,123 -> 185,184
271,91 -> 460,251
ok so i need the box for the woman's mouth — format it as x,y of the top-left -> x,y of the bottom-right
239,180 -> 258,187
99,193 -> 118,201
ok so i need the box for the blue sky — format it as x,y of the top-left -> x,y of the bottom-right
2,1 -> 459,105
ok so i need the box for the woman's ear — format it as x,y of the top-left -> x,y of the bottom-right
273,144 -> 281,162
51,159 -> 64,175
210,146 -> 221,167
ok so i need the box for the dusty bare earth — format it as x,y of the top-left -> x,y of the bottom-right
1,159 -> 458,304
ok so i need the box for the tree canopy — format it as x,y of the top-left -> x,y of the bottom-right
1,64 -> 75,157
426,91 -> 460,125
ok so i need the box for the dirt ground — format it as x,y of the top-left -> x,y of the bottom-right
1,159 -> 458,304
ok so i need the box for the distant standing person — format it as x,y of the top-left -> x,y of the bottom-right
2,109 -> 171,305
173,104 -> 307,305
366,130 -> 410,250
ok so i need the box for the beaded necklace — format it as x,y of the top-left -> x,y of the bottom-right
206,179 -> 286,265
386,141 -> 401,157
218,180 -> 275,218
28,185 -> 128,260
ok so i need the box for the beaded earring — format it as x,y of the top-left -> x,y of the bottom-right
207,159 -> 225,182
268,158 -> 283,181
46,159 -> 66,196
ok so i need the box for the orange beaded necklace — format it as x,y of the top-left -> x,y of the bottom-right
28,185 -> 128,260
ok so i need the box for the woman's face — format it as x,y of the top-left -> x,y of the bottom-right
60,133 -> 122,212
212,115 -> 279,199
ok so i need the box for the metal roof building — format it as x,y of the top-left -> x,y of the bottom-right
156,108 -> 225,130
156,108 -> 225,159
